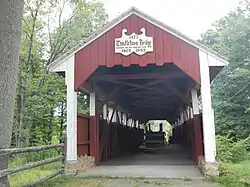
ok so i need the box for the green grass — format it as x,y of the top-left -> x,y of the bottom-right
8,161 -> 61,187
217,159 -> 250,187
221,160 -> 250,176
8,150 -> 62,187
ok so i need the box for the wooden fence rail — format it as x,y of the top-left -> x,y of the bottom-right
0,144 -> 64,156
22,169 -> 64,187
0,156 -> 64,178
0,137 -> 66,186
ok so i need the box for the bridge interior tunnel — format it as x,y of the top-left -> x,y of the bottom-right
77,63 -> 204,166
89,63 -> 196,121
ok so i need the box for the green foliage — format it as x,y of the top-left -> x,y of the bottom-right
217,160 -> 250,187
11,0 -> 108,147
200,0 -> 250,139
77,92 -> 89,115
146,120 -> 173,142
216,135 -> 250,163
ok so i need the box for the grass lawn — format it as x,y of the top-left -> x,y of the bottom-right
217,160 -> 250,187
221,160 -> 250,176
8,161 -> 61,187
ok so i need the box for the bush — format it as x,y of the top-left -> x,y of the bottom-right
216,135 -> 250,163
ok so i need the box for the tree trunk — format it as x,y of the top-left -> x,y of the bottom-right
16,74 -> 24,148
48,109 -> 54,145
17,88 -> 24,148
59,102 -> 65,143
0,1 -> 24,186
29,122 -> 36,147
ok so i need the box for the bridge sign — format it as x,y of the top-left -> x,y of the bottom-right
115,28 -> 153,56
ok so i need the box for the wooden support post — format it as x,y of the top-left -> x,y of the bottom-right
90,93 -> 100,165
199,51 -> 216,163
112,109 -> 117,123
103,104 -> 108,120
62,136 -> 67,174
191,88 -> 204,163
123,114 -> 127,125
116,110 -> 121,124
180,109 -> 184,124
109,108 -> 115,124
66,55 -> 77,161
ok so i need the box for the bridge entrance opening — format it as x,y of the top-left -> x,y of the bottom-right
75,64 -> 204,178
49,7 -> 228,177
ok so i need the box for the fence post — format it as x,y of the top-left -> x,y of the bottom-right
0,143 -> 66,186
62,136 -> 67,175
0,152 -> 8,186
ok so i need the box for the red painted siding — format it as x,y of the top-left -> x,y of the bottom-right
77,114 -> 90,156
194,114 -> 204,163
75,14 -> 200,90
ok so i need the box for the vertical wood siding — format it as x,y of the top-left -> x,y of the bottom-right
77,114 -> 90,156
75,14 -> 200,90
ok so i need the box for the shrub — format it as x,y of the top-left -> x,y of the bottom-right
216,135 -> 250,163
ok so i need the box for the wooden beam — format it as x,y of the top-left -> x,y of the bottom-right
92,83 -> 127,114
91,72 -> 184,81
125,87 -> 166,96
131,95 -> 172,104
128,91 -> 172,99
128,79 -> 167,92
116,109 -> 121,124
108,85 -> 123,97
114,79 -> 167,94
79,81 -> 95,93
108,108 -> 115,124
131,103 -> 167,108
131,91 -> 172,98
165,85 -> 188,104
97,78 -> 171,97
99,79 -> 165,94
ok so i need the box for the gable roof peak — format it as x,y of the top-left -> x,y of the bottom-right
48,6 -> 228,71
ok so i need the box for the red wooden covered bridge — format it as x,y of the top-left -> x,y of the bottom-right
49,7 -> 228,175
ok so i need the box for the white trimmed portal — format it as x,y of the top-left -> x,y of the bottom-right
48,7 -> 229,169
65,55 -> 77,161
199,50 -> 217,163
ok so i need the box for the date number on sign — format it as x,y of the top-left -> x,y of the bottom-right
136,48 -> 146,53
121,48 -> 131,53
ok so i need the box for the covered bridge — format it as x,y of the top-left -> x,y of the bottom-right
49,7 -> 228,177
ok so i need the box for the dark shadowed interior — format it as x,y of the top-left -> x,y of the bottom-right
81,63 -> 197,123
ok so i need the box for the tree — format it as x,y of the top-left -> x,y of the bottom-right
0,0 -> 24,186
11,0 -> 108,147
200,0 -> 250,139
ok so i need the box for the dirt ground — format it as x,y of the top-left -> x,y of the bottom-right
53,178 -> 220,187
